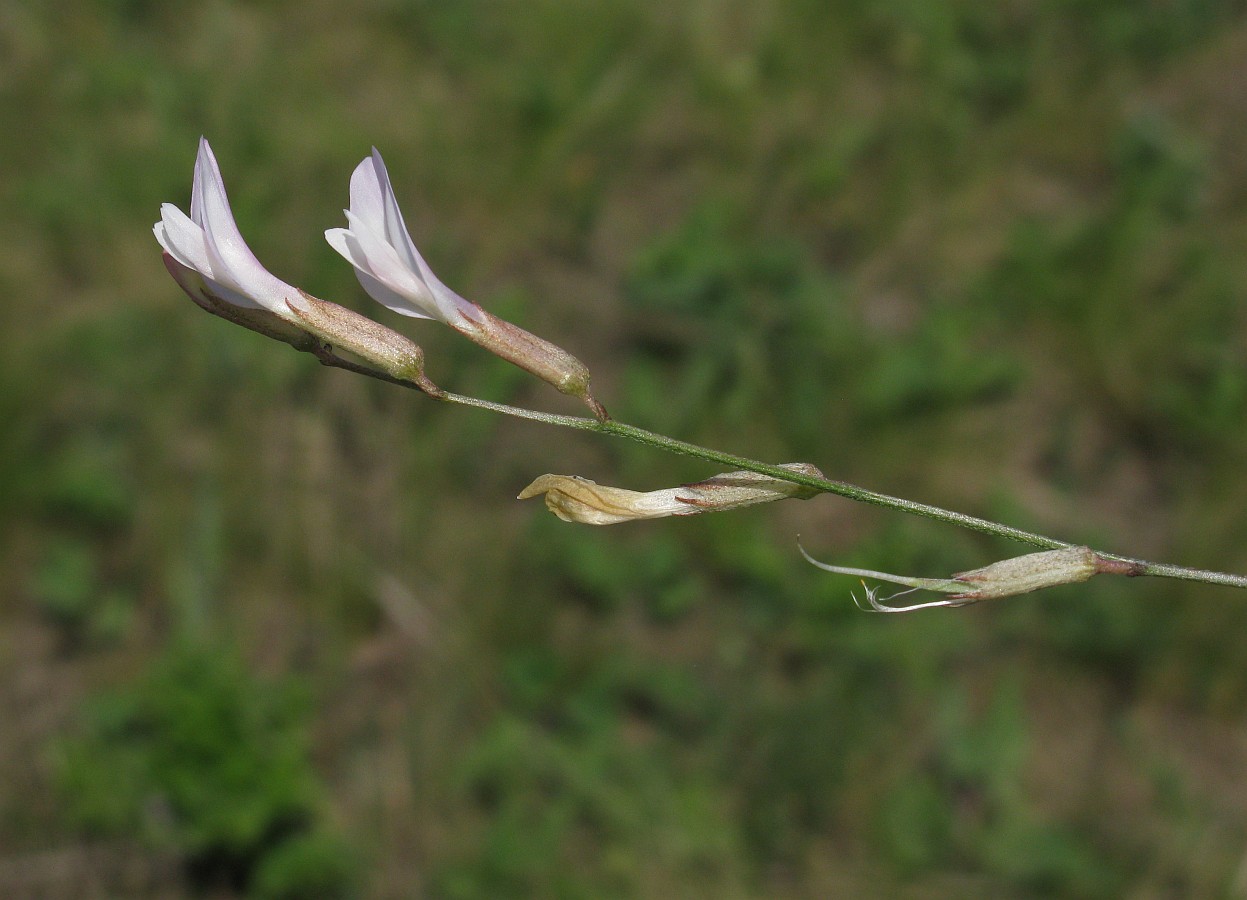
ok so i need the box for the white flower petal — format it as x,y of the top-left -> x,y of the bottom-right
347,156 -> 387,231
323,226 -> 362,267
367,150 -> 423,275
156,207 -> 267,312
412,252 -> 479,327
369,150 -> 480,327
342,209 -> 435,311
190,138 -> 207,225
154,207 -> 207,271
325,227 -> 433,320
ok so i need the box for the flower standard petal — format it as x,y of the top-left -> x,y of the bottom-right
367,150 -> 426,280
365,150 -> 481,327
193,139 -> 301,316
346,153 -> 388,235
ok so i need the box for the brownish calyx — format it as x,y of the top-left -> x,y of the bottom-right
291,291 -> 442,396
456,307 -> 608,420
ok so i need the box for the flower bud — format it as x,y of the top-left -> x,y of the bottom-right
519,463 -> 823,525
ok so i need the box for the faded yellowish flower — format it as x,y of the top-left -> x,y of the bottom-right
518,464 -> 824,525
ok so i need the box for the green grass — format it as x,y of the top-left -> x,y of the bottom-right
3,1 -> 1247,897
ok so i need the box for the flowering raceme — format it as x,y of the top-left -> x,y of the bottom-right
155,139 -> 434,390
326,150 -> 608,420
153,141 -> 1247,607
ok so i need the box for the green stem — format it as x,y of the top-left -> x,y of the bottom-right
314,350 -> 1247,592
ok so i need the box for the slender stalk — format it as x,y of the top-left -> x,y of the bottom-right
313,348 -> 1247,592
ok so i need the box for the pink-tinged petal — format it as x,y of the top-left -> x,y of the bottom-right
354,266 -> 432,320
190,137 -> 208,225
347,156 -> 387,230
156,139 -> 306,318
322,226 -> 363,268
342,209 -> 434,308
194,140 -> 299,315
325,227 -> 433,320
162,250 -> 263,312
195,144 -> 259,285
161,252 -> 211,306
367,150 -> 481,327
368,149 -> 423,275
411,251 -> 480,327
330,150 -> 483,329
156,205 -> 211,272
157,206 -> 269,313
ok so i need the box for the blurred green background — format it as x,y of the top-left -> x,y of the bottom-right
3,1 -> 1247,897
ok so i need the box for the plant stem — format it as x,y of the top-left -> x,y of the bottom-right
315,349 -> 1247,592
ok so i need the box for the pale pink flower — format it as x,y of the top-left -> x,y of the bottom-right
326,150 -> 607,419
324,150 -> 480,329
154,137 -> 308,323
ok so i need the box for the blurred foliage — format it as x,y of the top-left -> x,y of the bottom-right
3,0 -> 1247,897
55,642 -> 355,897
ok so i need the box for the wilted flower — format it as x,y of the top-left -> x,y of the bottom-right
951,547 -> 1101,600
799,544 -> 1109,611
155,139 -> 434,390
326,149 -> 607,419
519,463 -> 824,525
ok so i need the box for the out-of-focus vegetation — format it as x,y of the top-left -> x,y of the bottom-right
3,1 -> 1247,896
